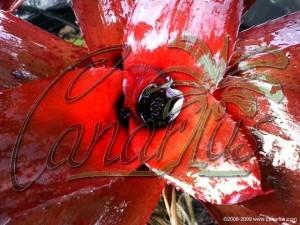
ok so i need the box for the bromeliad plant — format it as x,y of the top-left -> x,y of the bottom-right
0,0 -> 300,224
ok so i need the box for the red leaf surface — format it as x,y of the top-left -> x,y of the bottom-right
128,92 -> 263,204
207,12 -> 300,223
1,1 -> 299,224
121,0 -> 263,204
0,67 -> 141,211
2,177 -> 164,225
123,0 -> 244,69
72,0 -> 134,50
0,0 -> 23,11
0,11 -> 87,89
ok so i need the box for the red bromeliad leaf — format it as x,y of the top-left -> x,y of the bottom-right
128,92 -> 263,204
0,11 -> 87,89
208,12 -> 300,223
123,0 -> 245,106
124,0 -> 243,70
1,0 -> 299,224
123,0 -> 245,117
72,0 -> 134,50
0,3 -> 167,223
121,0 -> 263,204
0,0 -> 23,11
0,67 -> 144,216
2,177 -> 164,225
0,66 -> 166,224
206,191 -> 298,225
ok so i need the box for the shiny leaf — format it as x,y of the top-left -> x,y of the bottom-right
123,0 -> 244,72
72,0 -> 134,50
0,11 -> 87,89
0,67 -> 142,215
0,0 -> 23,11
122,0 -> 262,204
209,11 -> 300,223
128,92 -> 262,204
3,177 -> 165,225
